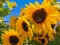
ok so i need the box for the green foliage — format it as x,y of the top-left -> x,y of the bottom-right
48,25 -> 60,45
56,25 -> 60,33
53,0 -> 57,3
0,30 -> 3,45
0,0 -> 16,17
49,33 -> 60,45
0,0 -> 5,4
0,0 -> 16,45
51,0 -> 57,5
23,39 -> 40,45
0,8 -> 10,17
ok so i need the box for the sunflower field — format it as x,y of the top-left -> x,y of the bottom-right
0,0 -> 60,45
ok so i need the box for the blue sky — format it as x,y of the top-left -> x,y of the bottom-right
4,0 -> 60,23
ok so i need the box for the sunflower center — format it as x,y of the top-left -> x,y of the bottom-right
22,22 -> 28,32
41,39 -> 45,44
9,36 -> 19,45
32,8 -> 47,23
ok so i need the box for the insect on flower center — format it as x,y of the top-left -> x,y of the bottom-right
32,8 -> 47,24
9,36 -> 19,45
22,22 -> 28,32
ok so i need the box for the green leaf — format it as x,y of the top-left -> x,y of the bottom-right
0,0 -> 5,4
48,24 -> 60,45
23,38 -> 40,45
29,39 -> 40,45
51,0 -> 57,5
0,8 -> 10,17
0,4 -> 2,8
53,0 -> 57,3
54,2 -> 60,11
0,29 -> 3,45
6,1 -> 16,10
56,25 -> 60,33
48,34 -> 60,45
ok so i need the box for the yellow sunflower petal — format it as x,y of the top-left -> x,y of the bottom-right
46,6 -> 58,14
57,14 -> 60,22
48,32 -> 54,41
35,1 -> 40,9
48,18 -> 57,24
42,23 -> 48,36
41,0 -> 52,9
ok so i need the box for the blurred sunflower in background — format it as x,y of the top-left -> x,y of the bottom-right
10,16 -> 18,29
16,16 -> 33,41
1,29 -> 24,45
19,8 -> 25,17
24,0 -> 59,40
34,36 -> 48,45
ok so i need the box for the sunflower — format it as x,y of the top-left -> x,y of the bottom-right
16,16 -> 33,41
19,8 -> 25,17
34,36 -> 48,45
1,29 -> 24,45
24,0 -> 59,36
57,14 -> 60,22
10,16 -> 18,29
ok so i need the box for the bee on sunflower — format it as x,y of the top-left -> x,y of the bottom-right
1,29 -> 24,45
23,0 -> 59,40
16,16 -> 33,41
